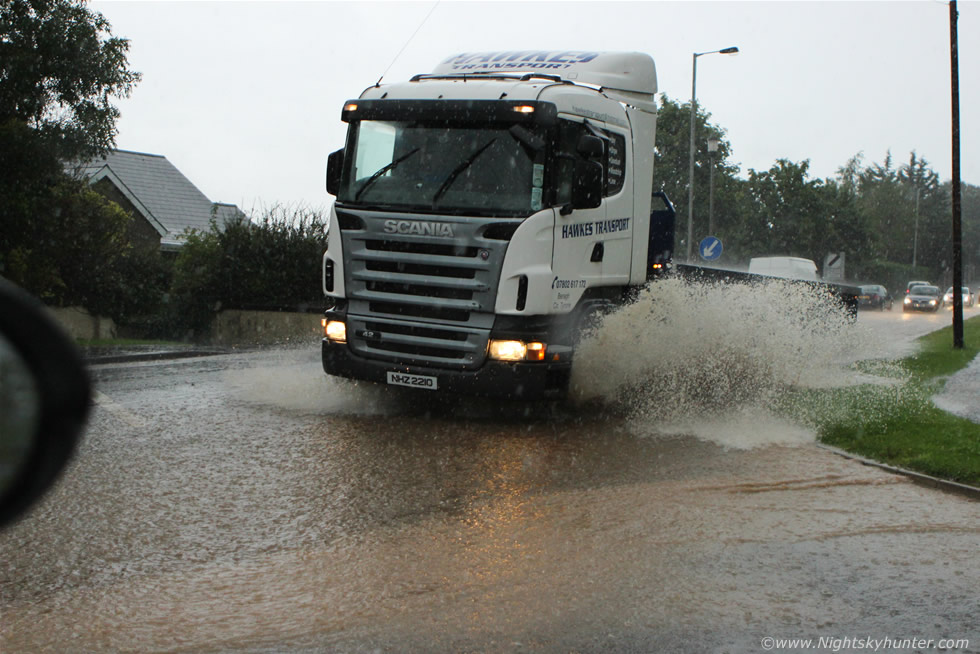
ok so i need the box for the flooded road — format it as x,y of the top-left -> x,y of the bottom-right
1,305 -> 978,653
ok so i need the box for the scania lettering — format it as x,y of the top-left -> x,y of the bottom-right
320,51 -> 857,398
383,220 -> 456,238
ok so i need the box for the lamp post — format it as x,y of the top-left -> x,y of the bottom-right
687,46 -> 738,261
707,136 -> 719,237
912,185 -> 920,270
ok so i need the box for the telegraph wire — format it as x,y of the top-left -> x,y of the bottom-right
375,1 -> 441,87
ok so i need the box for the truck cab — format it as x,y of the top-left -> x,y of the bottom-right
321,51 -> 668,398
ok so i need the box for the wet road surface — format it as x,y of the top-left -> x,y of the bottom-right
1,308 -> 978,653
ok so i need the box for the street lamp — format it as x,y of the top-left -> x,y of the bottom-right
912,184 -> 920,270
707,136 -> 720,237
687,46 -> 738,261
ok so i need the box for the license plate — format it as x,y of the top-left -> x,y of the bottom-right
386,371 -> 438,390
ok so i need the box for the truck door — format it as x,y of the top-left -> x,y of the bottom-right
551,119 -> 631,313
551,119 -> 604,313
595,128 -> 632,284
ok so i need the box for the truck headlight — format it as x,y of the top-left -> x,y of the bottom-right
488,340 -> 547,362
324,320 -> 347,343
489,340 -> 526,361
904,297 -> 911,304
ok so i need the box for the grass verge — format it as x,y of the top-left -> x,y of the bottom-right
805,315 -> 980,487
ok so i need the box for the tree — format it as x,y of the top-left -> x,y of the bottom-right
733,159 -> 824,259
2,176 -> 169,320
720,158 -> 876,272
1,0 -> 141,162
654,95 -> 740,257
820,176 -> 876,277
1,0 -> 145,319
959,182 -> 980,280
896,152 -> 947,275
836,151 -> 949,284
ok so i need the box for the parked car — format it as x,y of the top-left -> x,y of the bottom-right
905,280 -> 932,295
857,284 -> 893,310
943,286 -> 975,308
903,285 -> 941,312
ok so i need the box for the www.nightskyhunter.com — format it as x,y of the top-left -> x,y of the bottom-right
760,636 -> 971,651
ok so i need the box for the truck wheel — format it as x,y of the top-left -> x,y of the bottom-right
572,301 -> 615,345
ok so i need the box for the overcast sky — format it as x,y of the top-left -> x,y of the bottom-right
92,0 -> 979,213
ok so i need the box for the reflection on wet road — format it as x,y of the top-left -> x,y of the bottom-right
1,310 -> 978,653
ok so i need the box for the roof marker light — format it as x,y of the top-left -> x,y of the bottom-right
345,103 -> 359,112
513,105 -> 535,114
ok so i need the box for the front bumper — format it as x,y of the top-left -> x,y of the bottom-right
904,301 -> 939,311
321,338 -> 571,399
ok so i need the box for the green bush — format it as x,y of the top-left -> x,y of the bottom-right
170,206 -> 329,338
1,176 -> 171,324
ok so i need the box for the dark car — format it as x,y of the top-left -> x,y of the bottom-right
858,284 -> 892,310
903,285 -> 941,312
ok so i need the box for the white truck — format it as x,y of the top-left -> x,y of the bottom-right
320,50 -> 853,398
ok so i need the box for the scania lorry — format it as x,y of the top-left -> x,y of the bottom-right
319,50 -> 852,398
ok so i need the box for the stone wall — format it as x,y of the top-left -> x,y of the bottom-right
48,307 -> 117,341
210,310 -> 321,346
48,306 -> 320,346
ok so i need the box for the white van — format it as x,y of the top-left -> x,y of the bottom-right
748,257 -> 820,281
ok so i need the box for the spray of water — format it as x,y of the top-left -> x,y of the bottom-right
226,278 -> 918,444
569,276 -> 893,448
224,352 -> 406,417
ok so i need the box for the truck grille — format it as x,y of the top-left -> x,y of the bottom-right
363,239 -> 480,258
337,209 -> 517,370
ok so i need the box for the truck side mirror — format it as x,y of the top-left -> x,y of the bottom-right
564,133 -> 604,211
571,159 -> 603,210
326,148 -> 344,196
576,134 -> 604,158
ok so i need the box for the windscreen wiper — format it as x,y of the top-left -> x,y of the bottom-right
431,138 -> 496,206
354,148 -> 420,201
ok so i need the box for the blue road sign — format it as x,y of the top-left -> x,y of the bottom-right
699,236 -> 723,261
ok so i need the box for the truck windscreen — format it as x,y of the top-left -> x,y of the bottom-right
338,121 -> 545,217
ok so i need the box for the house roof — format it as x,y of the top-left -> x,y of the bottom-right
74,150 -> 242,250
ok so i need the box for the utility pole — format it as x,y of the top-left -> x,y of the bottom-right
708,137 -> 719,236
912,186 -> 920,270
950,0 -> 964,348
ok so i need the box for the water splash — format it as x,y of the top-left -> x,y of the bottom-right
569,276 -> 893,448
226,278 -> 916,442
224,354 -> 404,416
